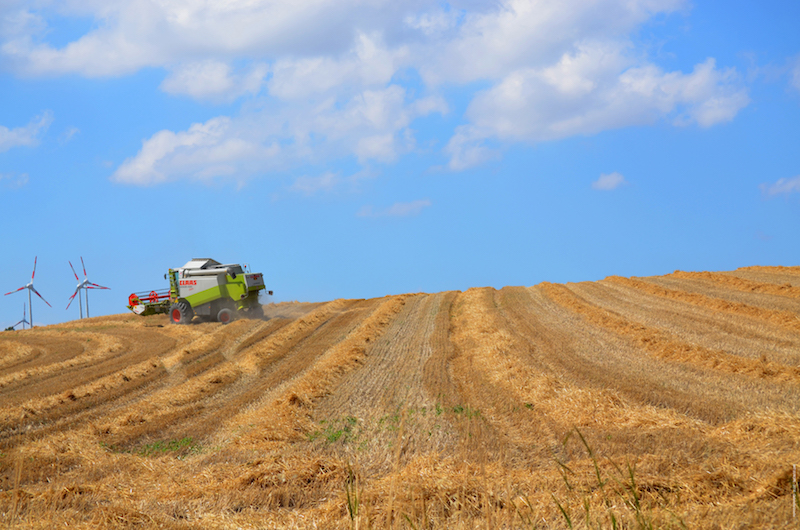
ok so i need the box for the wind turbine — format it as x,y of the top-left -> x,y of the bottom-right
13,304 -> 30,330
5,257 -> 51,328
67,257 -> 109,319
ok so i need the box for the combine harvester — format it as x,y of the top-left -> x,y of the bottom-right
127,258 -> 272,324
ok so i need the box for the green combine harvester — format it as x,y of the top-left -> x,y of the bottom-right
127,258 -> 272,324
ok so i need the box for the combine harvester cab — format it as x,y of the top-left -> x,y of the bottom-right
127,258 -> 272,325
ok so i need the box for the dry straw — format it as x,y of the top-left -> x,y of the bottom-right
1,267 -> 800,528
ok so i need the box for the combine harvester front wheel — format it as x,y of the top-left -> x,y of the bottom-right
170,299 -> 194,325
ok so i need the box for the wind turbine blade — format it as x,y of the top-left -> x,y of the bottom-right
32,256 -> 37,281
66,288 -> 80,310
80,257 -> 87,278
87,283 -> 110,289
69,261 -> 80,281
31,286 -> 52,307
4,286 -> 26,296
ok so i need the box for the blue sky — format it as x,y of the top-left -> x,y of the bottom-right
1,0 -> 798,327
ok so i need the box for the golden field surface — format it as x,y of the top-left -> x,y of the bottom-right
1,266 -> 800,529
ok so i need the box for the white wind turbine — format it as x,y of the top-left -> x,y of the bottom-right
4,257 -> 51,328
67,257 -> 110,319
12,303 -> 30,330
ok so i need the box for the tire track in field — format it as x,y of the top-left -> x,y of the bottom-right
0,334 -> 83,378
418,290 -> 464,453
313,292 -> 464,462
0,340 -> 42,371
421,291 -> 460,407
448,287 -> 565,457
313,293 -> 463,466
540,282 -> 800,384
449,288 -> 582,457
567,281 -> 800,414
237,298 -> 356,374
672,270 -> 800,299
229,295 -> 409,447
646,275 -> 800,323
318,294 -> 440,417
107,299 -> 377,449
737,265 -> 800,276
724,268 -> 800,290
497,286 -> 731,428
0,329 -> 161,404
0,320 -> 244,450
221,318 -> 292,360
0,326 -> 176,418
606,276 -> 800,334
263,301 -> 326,320
0,358 -> 168,450
158,319 -> 264,381
450,288 -> 710,462
584,280 -> 800,366
0,318 -> 187,445
158,300 -> 380,446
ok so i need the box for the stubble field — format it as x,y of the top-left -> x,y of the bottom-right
1,266 -> 799,528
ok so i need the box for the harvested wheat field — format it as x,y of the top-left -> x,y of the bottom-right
1,266 -> 800,529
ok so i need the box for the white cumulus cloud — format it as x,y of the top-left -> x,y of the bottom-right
112,86 -> 445,185
761,176 -> 800,197
0,172 -> 29,189
289,168 -> 376,195
358,199 -> 432,217
444,125 -> 500,171
0,111 -> 53,152
449,55 -> 749,169
111,117 -> 280,185
268,33 -> 406,100
160,60 -> 268,102
592,172 -> 627,190
0,0 -> 423,78
417,0 -> 686,85
404,9 -> 459,36
0,0 -> 752,183
59,126 -> 80,144
289,172 -> 340,195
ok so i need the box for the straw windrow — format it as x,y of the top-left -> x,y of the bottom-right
0,267 -> 799,528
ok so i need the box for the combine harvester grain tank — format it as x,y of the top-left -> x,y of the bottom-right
127,258 -> 272,325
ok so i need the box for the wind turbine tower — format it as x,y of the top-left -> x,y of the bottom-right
13,304 -> 30,330
5,257 -> 51,328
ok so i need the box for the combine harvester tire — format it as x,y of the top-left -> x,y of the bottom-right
216,308 -> 233,324
170,299 -> 194,325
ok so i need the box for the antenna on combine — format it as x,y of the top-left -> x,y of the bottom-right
67,257 -> 110,319
5,257 -> 51,328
